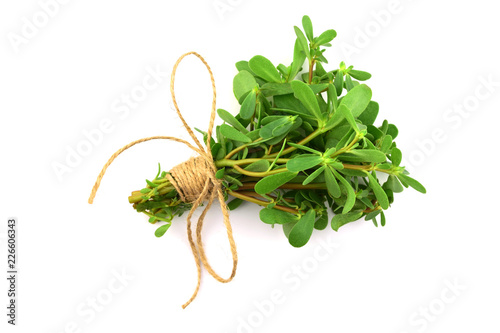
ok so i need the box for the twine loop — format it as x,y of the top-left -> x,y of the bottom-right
88,52 -> 238,309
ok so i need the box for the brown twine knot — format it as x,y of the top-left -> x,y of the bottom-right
166,156 -> 214,203
88,52 -> 238,309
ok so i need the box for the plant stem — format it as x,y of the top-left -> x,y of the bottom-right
232,164 -> 288,178
330,134 -> 362,159
265,128 -> 323,158
308,59 -> 315,84
237,182 -> 327,191
235,191 -> 295,203
215,158 -> 290,168
341,163 -> 395,175
228,190 -> 298,214
225,138 -> 262,159
128,183 -> 175,203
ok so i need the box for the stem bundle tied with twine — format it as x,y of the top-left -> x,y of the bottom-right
88,52 -> 238,309
88,15 -> 426,309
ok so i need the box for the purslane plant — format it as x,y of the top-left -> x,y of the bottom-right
128,15 -> 426,247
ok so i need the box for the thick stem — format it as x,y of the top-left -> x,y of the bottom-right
341,163 -> 395,175
228,190 -> 298,214
128,184 -> 175,204
235,191 -> 295,203
232,164 -> 288,178
237,182 -> 327,191
215,158 -> 290,168
308,59 -> 315,84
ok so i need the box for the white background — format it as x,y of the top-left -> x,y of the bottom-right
1,0 -> 499,332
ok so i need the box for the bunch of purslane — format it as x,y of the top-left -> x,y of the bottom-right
128,15 -> 426,247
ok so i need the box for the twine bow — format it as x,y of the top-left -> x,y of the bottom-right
88,52 -> 238,308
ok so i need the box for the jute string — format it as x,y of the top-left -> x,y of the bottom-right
88,52 -> 238,308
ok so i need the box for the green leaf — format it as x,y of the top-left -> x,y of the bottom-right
155,223 -> 171,237
272,121 -> 294,137
302,15 -> 314,41
391,147 -> 402,167
340,84 -> 372,117
219,124 -> 251,143
366,172 -> 389,209
380,119 -> 389,134
325,166 -> 341,198
240,90 -> 257,120
211,142 -> 222,159
260,117 -> 291,139
327,83 -> 338,114
397,174 -> 426,194
283,221 -> 297,239
360,197 -> 374,209
249,55 -> 282,83
294,26 -> 311,59
290,80 -> 322,120
288,210 -> 316,247
387,124 -> 399,139
217,109 -> 248,133
277,64 -> 288,77
364,209 -> 382,221
315,214 -> 328,230
380,211 -> 386,227
260,82 -> 293,96
376,163 -> 391,170
274,94 -> 311,117
338,168 -> 367,177
332,169 -> 356,214
224,175 -> 243,186
227,198 -> 243,211
235,60 -> 252,73
315,29 -> 337,45
345,74 -> 354,91
331,211 -> 363,231
261,83 -> 327,97
383,175 -> 404,193
315,62 -> 327,76
367,125 -> 384,140
314,81 -> 331,93
286,154 -> 323,172
302,165 -> 326,185
260,208 -> 298,225
358,101 -> 379,126
326,84 -> 372,129
333,71 -> 343,96
146,179 -> 158,188
233,70 -> 258,102
342,149 -> 387,163
255,171 -> 298,194
349,69 -> 371,81
290,39 -> 307,81
215,168 -> 225,179
240,147 -> 248,160
380,135 -> 393,153
288,142 -> 321,154
244,160 -> 270,172
338,104 -> 359,133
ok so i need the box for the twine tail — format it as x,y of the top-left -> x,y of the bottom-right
88,51 -> 238,309
88,136 -> 202,204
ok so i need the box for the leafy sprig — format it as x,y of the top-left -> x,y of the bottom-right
129,15 -> 426,247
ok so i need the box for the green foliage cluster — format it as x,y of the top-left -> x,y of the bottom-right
129,15 -> 425,247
